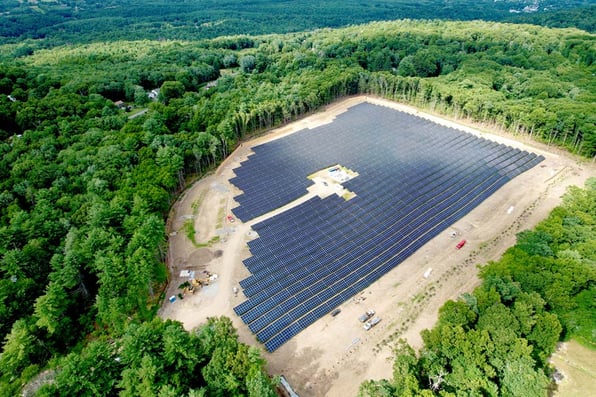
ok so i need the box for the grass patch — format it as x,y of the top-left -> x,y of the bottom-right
411,292 -> 425,303
191,191 -> 205,212
216,201 -> 226,229
183,218 -> 198,246
195,235 -> 220,248
180,192 -> 208,247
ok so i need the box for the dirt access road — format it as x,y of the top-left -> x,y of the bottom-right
158,96 -> 594,397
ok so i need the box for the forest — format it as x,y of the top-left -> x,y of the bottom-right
0,13 -> 595,396
0,0 -> 595,45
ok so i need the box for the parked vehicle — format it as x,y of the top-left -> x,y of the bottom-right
363,316 -> 381,330
456,239 -> 466,249
358,309 -> 375,322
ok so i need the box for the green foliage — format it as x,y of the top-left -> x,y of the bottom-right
159,81 -> 185,105
50,340 -> 120,396
0,0 -> 593,47
482,180 -> 596,343
0,319 -> 37,378
30,317 -> 274,396
437,300 -> 477,329
390,340 -> 423,396
239,55 -> 257,74
198,317 -> 277,396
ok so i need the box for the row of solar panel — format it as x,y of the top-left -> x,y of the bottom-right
232,103 -> 544,350
245,206 -> 363,260
254,220 -> 461,346
244,149 -> 528,260
247,119 -> 462,159
242,210 -> 483,318
242,169 -> 520,324
246,144 -> 532,243
232,139 -> 533,222
245,120 -> 489,169
240,189 -> 528,350
245,130 -> 508,181
241,177 -> 512,348
229,108 -> 491,221
354,151 -> 536,209
241,168 -> 506,283
235,170 -> 511,318
243,157 -> 526,275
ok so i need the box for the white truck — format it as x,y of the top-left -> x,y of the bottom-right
363,316 -> 381,331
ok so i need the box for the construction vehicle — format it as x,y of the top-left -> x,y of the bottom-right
183,271 -> 218,295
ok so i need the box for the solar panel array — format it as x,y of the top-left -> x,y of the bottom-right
230,103 -> 544,351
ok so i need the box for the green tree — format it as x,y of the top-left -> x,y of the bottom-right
198,317 -> 275,396
50,340 -> 120,396
527,312 -> 562,365
0,319 -> 39,378
397,56 -> 416,77
500,356 -> 550,397
390,340 -> 422,396
134,85 -> 150,105
156,145 -> 185,191
239,55 -> 256,73
222,54 -> 238,68
159,81 -> 185,104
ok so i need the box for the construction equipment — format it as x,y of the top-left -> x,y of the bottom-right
183,271 -> 218,295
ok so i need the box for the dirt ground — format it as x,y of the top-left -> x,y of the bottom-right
158,96 -> 595,396
549,341 -> 596,397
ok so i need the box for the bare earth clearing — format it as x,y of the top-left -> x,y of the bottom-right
549,341 -> 596,397
158,96 -> 595,397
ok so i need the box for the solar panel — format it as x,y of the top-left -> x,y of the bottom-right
230,102 -> 543,351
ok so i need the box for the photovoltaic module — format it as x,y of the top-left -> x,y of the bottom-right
230,102 -> 543,351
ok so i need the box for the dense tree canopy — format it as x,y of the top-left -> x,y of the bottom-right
24,317 -> 276,396
0,17 -> 594,395
0,0 -> 594,46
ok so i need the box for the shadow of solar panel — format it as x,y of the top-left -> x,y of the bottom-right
230,102 -> 544,350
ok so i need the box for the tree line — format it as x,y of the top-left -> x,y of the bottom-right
1,0 -> 594,45
0,18 -> 594,395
